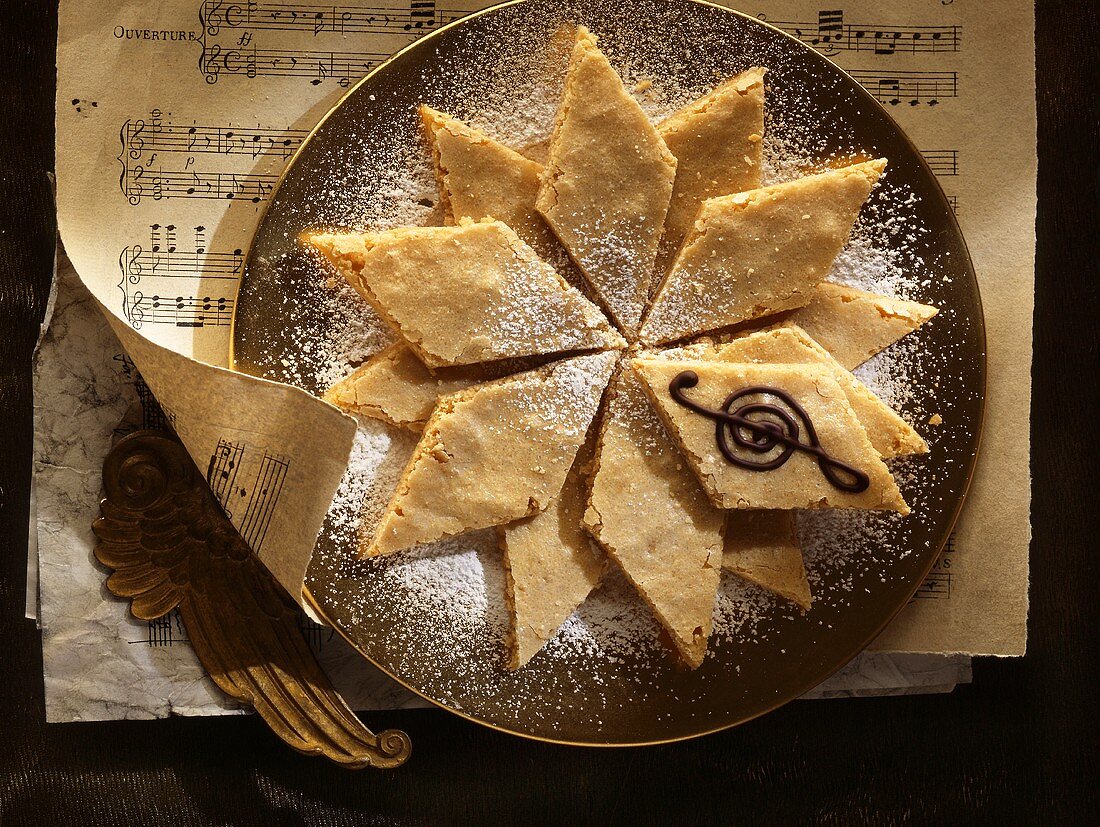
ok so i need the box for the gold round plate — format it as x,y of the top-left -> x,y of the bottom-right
232,0 -> 985,746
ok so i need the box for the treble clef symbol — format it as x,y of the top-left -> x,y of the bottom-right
668,371 -> 870,493
125,244 -> 143,283
202,43 -> 222,84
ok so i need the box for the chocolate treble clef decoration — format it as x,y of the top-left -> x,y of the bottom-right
668,371 -> 870,493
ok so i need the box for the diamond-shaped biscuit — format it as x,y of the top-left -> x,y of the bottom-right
584,363 -> 723,668
308,220 -> 624,368
537,27 -> 677,336
633,359 -> 909,513
365,352 -> 618,557
783,281 -> 939,370
723,510 -> 810,611
420,106 -> 559,259
656,67 -> 766,273
500,437 -> 605,670
681,326 -> 927,458
324,343 -> 478,430
325,344 -> 556,431
641,159 -> 887,344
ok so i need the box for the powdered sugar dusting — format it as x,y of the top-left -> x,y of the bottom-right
240,0 -> 983,738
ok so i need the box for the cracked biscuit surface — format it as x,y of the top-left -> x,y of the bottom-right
420,106 -> 561,260
680,326 -> 927,458
308,220 -> 624,368
632,359 -> 909,513
642,159 -> 887,344
366,352 -> 618,558
584,364 -> 723,668
723,510 -> 811,611
501,437 -> 605,670
656,67 -> 766,273
537,27 -> 677,336
324,343 -> 478,430
783,281 -> 939,370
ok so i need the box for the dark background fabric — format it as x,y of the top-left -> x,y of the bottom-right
1,2 -> 1097,823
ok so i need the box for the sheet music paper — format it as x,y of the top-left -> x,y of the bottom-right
33,255 -> 970,721
52,0 -> 1034,726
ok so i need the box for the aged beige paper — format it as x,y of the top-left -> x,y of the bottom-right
33,258 -> 966,720
55,0 -> 1032,658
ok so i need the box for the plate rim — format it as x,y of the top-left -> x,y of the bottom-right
231,0 -> 987,747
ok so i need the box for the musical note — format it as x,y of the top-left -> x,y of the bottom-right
118,225 -> 241,329
205,440 -> 290,552
768,13 -> 960,54
849,69 -> 958,106
408,1 -> 438,30
207,439 -> 244,509
668,372 -> 871,493
813,9 -> 844,52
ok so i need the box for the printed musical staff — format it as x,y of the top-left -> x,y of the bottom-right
197,0 -> 465,86
199,0 -> 464,37
208,440 -> 245,506
121,235 -> 244,278
206,440 -> 290,553
119,109 -> 288,207
297,615 -> 337,650
112,353 -> 176,431
132,610 -> 190,646
127,295 -> 235,329
122,166 -> 278,204
849,69 -> 958,106
200,44 -> 390,85
913,534 -> 956,600
144,610 -> 336,653
922,149 -> 959,177
768,9 -> 960,55
914,571 -> 953,599
118,224 -> 240,330
122,118 -> 305,160
239,451 -> 289,551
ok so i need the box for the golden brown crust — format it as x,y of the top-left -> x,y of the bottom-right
420,106 -> 557,255
680,326 -> 928,458
323,344 -> 475,430
307,221 -> 624,368
722,510 -> 811,611
641,159 -> 887,345
632,359 -> 909,513
583,363 -> 723,668
501,436 -> 605,670
783,281 -> 939,370
365,352 -> 618,557
536,27 -> 677,336
656,67 -> 766,274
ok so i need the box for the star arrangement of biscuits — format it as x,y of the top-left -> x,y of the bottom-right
308,27 -> 938,670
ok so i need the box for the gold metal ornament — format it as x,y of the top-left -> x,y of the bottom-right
93,430 -> 411,769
